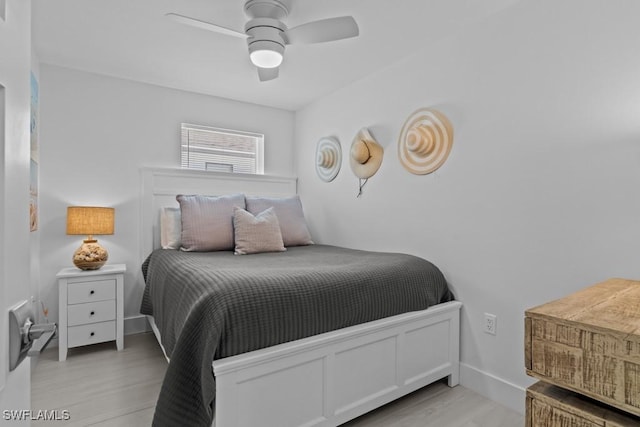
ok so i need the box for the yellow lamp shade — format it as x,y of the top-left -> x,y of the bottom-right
66,206 -> 114,237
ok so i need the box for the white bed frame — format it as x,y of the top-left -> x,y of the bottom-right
140,167 -> 462,427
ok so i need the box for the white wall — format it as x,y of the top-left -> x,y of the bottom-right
0,0 -> 33,419
294,0 -> 640,413
38,65 -> 295,333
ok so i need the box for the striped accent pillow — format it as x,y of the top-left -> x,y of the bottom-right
233,207 -> 286,255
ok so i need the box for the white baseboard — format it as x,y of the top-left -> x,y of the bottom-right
124,314 -> 151,335
459,363 -> 528,415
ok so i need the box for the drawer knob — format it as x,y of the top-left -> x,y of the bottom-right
90,311 -> 95,316
89,290 -> 95,295
90,332 -> 95,337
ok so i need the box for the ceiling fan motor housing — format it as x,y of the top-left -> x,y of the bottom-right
245,17 -> 286,67
244,0 -> 288,56
244,0 -> 289,20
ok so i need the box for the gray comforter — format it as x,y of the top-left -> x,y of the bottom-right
140,245 -> 453,427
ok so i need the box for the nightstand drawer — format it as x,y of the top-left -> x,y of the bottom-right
68,321 -> 116,348
67,300 -> 116,326
68,279 -> 115,304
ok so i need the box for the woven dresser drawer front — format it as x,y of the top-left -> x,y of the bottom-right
525,278 -> 640,418
526,316 -> 640,417
531,399 -> 600,427
526,382 -> 640,427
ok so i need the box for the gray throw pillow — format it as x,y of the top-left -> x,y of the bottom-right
177,193 -> 245,251
245,195 -> 313,247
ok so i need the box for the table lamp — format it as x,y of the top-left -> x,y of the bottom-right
66,206 -> 114,270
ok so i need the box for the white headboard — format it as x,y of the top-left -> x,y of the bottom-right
140,167 -> 297,260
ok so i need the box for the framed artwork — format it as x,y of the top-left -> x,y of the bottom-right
30,71 -> 39,231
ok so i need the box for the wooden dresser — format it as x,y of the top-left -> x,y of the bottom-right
524,278 -> 640,426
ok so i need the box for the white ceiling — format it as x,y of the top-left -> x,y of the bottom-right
32,0 -> 521,111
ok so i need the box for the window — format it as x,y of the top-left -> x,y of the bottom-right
181,123 -> 264,174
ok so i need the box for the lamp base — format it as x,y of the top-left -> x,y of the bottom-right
73,240 -> 109,270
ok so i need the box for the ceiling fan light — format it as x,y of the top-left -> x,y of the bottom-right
250,49 -> 283,68
248,40 -> 284,68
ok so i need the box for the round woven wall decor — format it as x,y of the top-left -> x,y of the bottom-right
315,136 -> 342,182
398,108 -> 453,175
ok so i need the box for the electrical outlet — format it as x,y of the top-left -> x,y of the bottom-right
484,313 -> 497,335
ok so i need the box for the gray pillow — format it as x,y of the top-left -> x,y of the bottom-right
245,195 -> 313,247
233,207 -> 286,255
177,193 -> 245,251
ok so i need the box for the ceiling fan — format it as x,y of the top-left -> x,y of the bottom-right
167,0 -> 359,82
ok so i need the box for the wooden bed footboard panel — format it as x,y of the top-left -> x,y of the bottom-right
212,300 -> 462,427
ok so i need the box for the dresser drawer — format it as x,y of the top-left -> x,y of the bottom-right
526,381 -> 639,427
525,314 -> 640,416
67,321 -> 116,348
525,278 -> 640,417
68,279 -> 115,304
67,300 -> 116,326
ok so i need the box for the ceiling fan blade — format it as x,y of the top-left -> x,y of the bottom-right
284,16 -> 359,45
258,67 -> 279,82
166,13 -> 247,39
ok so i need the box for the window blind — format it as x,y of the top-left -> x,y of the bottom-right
181,123 -> 264,174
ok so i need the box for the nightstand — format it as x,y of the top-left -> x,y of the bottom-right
57,264 -> 125,361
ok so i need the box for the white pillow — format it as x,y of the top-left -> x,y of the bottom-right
160,207 -> 181,250
233,207 -> 286,255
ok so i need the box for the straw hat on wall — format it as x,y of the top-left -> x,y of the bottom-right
349,128 -> 383,180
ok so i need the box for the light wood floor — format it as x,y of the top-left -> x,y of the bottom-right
32,333 -> 524,426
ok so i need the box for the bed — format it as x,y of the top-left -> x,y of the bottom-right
139,167 -> 462,427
